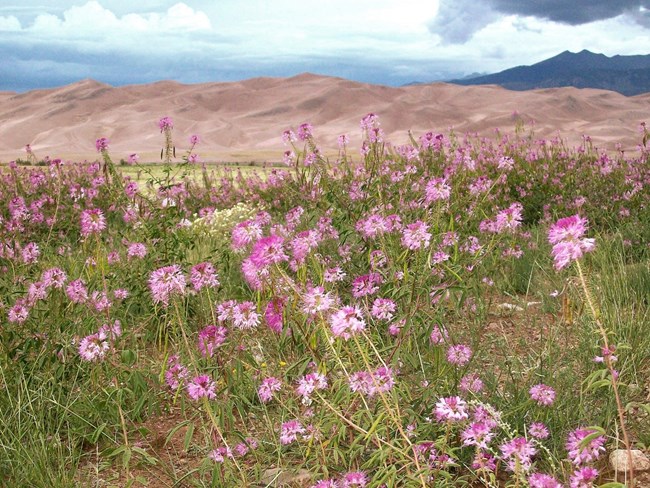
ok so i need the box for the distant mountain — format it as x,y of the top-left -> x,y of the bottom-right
451,50 -> 650,96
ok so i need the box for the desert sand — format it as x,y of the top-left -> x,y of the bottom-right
0,73 -> 648,163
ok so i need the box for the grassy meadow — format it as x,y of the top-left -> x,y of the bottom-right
0,117 -> 649,487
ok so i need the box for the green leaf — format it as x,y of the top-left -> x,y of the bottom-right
183,423 -> 194,452
131,446 -> 158,465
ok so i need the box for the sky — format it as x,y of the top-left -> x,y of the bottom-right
0,0 -> 648,92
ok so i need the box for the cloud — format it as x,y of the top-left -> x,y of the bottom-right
430,0 -> 650,44
487,0 -> 650,25
428,0 -> 499,44
15,1 -> 211,37
0,15 -> 21,31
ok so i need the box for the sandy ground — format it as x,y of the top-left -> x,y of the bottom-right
1,74 -> 648,163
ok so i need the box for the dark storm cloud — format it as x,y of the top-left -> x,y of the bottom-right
487,0 -> 650,25
430,0 -> 650,44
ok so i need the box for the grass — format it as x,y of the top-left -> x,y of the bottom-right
0,119 -> 648,487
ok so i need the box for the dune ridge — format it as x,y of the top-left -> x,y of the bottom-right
1,74 -> 648,162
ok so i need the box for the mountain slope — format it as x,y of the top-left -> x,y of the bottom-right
452,50 -> 650,96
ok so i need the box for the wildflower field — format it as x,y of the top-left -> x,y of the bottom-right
1,115 -> 649,488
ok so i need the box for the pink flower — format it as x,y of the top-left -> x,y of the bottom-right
231,220 -> 263,250
528,473 -> 562,488
566,427 -> 606,465
95,137 -> 109,152
329,306 -> 366,340
158,116 -> 173,132
500,437 -> 537,472
197,325 -> 227,358
425,177 -> 451,203
529,383 -> 555,406
569,467 -> 599,488
529,422 -> 549,439
232,301 -> 260,329
209,446 -> 233,463
78,331 -> 111,362
189,134 -> 200,145
187,375 -> 216,400
296,372 -> 328,399
250,235 -> 288,268
149,265 -> 186,307
80,208 -> 106,238
41,267 -> 67,288
297,122 -> 313,141
401,220 -> 431,250
127,242 -> 147,259
371,298 -> 396,321
189,262 -> 220,291
66,279 -> 88,303
548,215 -> 596,270
280,419 -> 305,445
264,298 -> 284,333
8,303 -> 29,323
459,373 -> 484,394
165,355 -> 189,391
461,422 -> 494,449
258,377 -> 282,403
351,273 -> 382,298
21,242 -> 40,263
342,471 -> 368,486
429,325 -> 448,345
301,286 -> 336,315
446,344 -> 472,366
435,396 -> 469,422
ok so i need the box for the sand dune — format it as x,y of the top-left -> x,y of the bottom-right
1,74 -> 648,163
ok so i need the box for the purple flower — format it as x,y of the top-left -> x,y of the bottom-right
529,384 -> 556,406
264,298 -> 285,333
446,344 -> 472,366
189,262 -> 220,291
258,377 -> 282,403
566,427 -> 606,465
280,419 -> 305,445
548,215 -> 596,270
197,325 -> 227,358
435,396 -> 469,422
528,473 -> 562,488
189,134 -> 200,145
158,116 -> 173,132
569,466 -> 599,488
500,437 -> 537,472
249,235 -> 288,268
401,220 -> 431,250
80,208 -> 106,238
329,306 -> 366,340
296,372 -> 328,399
149,265 -> 186,307
529,422 -> 550,439
95,137 -> 109,152
297,122 -> 313,141
187,375 -> 216,401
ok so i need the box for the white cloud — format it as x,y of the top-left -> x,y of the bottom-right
0,15 -> 21,31
23,1 -> 211,37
